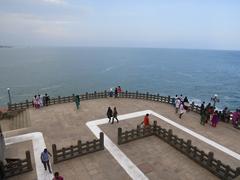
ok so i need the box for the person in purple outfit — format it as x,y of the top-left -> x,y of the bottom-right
211,110 -> 219,127
232,109 -> 240,128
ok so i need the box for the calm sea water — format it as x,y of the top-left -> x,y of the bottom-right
0,47 -> 239,110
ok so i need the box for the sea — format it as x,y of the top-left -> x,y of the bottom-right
0,47 -> 240,110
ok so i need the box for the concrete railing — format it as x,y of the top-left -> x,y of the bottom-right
3,151 -> 33,178
7,90 -> 233,123
118,121 -> 240,179
52,132 -> 104,164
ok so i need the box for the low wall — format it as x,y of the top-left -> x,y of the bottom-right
3,151 -> 33,178
7,90 -> 234,124
52,132 -> 104,164
0,126 -> 5,163
118,121 -> 240,179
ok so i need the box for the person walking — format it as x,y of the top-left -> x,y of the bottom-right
107,107 -> 113,123
75,95 -> 80,110
140,114 -> 150,127
41,148 -> 52,173
179,102 -> 186,119
112,107 -> 119,124
53,172 -> 64,180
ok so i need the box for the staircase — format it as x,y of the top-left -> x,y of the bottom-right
0,110 -> 31,132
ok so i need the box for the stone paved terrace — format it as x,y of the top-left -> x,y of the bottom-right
1,98 -> 240,180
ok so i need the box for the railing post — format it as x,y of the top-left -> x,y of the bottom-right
93,139 -> 96,150
26,151 -> 33,171
94,91 -> 97,99
72,94 -> 75,102
207,152 -> 214,167
137,125 -> 140,136
26,100 -> 29,108
131,129 -> 134,138
100,132 -> 104,150
8,103 -> 11,111
63,148 -> 66,158
58,96 -> 61,104
86,92 -> 88,100
136,91 -> 138,99
153,121 -> 157,134
146,92 -> 149,100
86,141 -> 89,151
216,160 -> 221,173
191,102 -> 195,111
104,90 -> 107,98
167,96 -> 170,104
236,167 -> 240,176
125,90 -> 128,98
168,129 -> 172,143
52,144 -> 57,164
70,145 -> 74,156
193,146 -> 197,158
118,128 -> 122,145
157,94 -> 160,101
186,140 -> 192,153
78,140 -> 82,154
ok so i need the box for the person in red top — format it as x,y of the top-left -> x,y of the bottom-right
141,114 -> 150,127
53,172 -> 64,180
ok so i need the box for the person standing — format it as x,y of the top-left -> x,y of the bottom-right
112,107 -> 119,124
200,102 -> 205,115
107,107 -> 113,123
109,88 -> 113,97
41,148 -> 52,173
141,114 -> 150,127
114,88 -> 118,98
117,86 -> 122,94
173,95 -> 178,107
53,172 -> 64,180
175,98 -> 180,113
75,95 -> 80,110
45,93 -> 50,106
211,110 -> 219,127
179,102 -> 186,119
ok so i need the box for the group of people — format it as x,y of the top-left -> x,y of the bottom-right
174,94 -> 190,119
109,86 -> 122,98
200,102 -> 240,128
40,148 -> 64,179
106,107 -> 119,124
32,94 -> 50,109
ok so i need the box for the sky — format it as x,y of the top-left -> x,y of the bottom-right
0,0 -> 240,50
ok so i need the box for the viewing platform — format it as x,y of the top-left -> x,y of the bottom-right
0,92 -> 239,180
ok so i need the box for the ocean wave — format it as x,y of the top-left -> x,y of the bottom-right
101,66 -> 114,73
39,85 -> 62,91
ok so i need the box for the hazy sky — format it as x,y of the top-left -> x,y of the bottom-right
0,0 -> 240,50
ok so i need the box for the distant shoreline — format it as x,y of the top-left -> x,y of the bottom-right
0,45 -> 12,48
